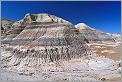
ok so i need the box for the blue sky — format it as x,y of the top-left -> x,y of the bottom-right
1,1 -> 121,33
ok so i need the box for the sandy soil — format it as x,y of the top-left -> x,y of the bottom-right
88,42 -> 121,61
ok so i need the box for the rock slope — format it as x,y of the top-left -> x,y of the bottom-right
1,19 -> 14,31
2,13 -> 93,66
1,14 -> 121,82
75,23 -> 115,42
1,19 -> 14,38
107,33 -> 121,43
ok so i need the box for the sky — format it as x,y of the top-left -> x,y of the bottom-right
1,1 -> 121,33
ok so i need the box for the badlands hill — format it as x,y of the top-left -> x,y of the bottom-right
107,33 -> 121,43
75,23 -> 115,42
2,13 -> 93,65
1,19 -> 14,30
1,19 -> 14,37
1,13 -> 121,81
1,19 -> 14,34
75,23 -> 121,60
1,19 -> 14,41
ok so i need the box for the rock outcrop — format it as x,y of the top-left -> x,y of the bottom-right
75,23 -> 115,42
1,19 -> 14,39
2,13 -> 93,66
107,33 -> 121,43
1,19 -> 14,31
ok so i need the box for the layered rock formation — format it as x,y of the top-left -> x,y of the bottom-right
107,33 -> 121,43
75,23 -> 115,42
2,13 -> 93,66
1,14 -> 121,82
1,19 -> 14,39
1,19 -> 14,31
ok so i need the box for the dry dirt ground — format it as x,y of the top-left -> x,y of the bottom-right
0,42 -> 121,81
87,41 -> 121,61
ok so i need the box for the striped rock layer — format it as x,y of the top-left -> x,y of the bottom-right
75,23 -> 115,42
2,14 -> 93,66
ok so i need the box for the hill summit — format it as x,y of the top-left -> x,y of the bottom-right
13,13 -> 72,27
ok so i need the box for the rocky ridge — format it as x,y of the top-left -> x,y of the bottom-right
75,23 -> 115,42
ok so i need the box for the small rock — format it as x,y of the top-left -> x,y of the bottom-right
117,67 -> 121,73
100,77 -> 106,81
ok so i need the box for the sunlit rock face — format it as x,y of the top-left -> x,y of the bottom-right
75,23 -> 115,42
1,19 -> 14,39
107,33 -> 121,43
1,19 -> 14,31
12,13 -> 72,27
2,13 -> 72,44
2,13 -> 93,66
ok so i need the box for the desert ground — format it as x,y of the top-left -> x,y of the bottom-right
1,41 -> 121,82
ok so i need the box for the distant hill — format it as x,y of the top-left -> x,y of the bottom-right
75,23 -> 115,42
1,18 -> 14,34
107,33 -> 121,43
